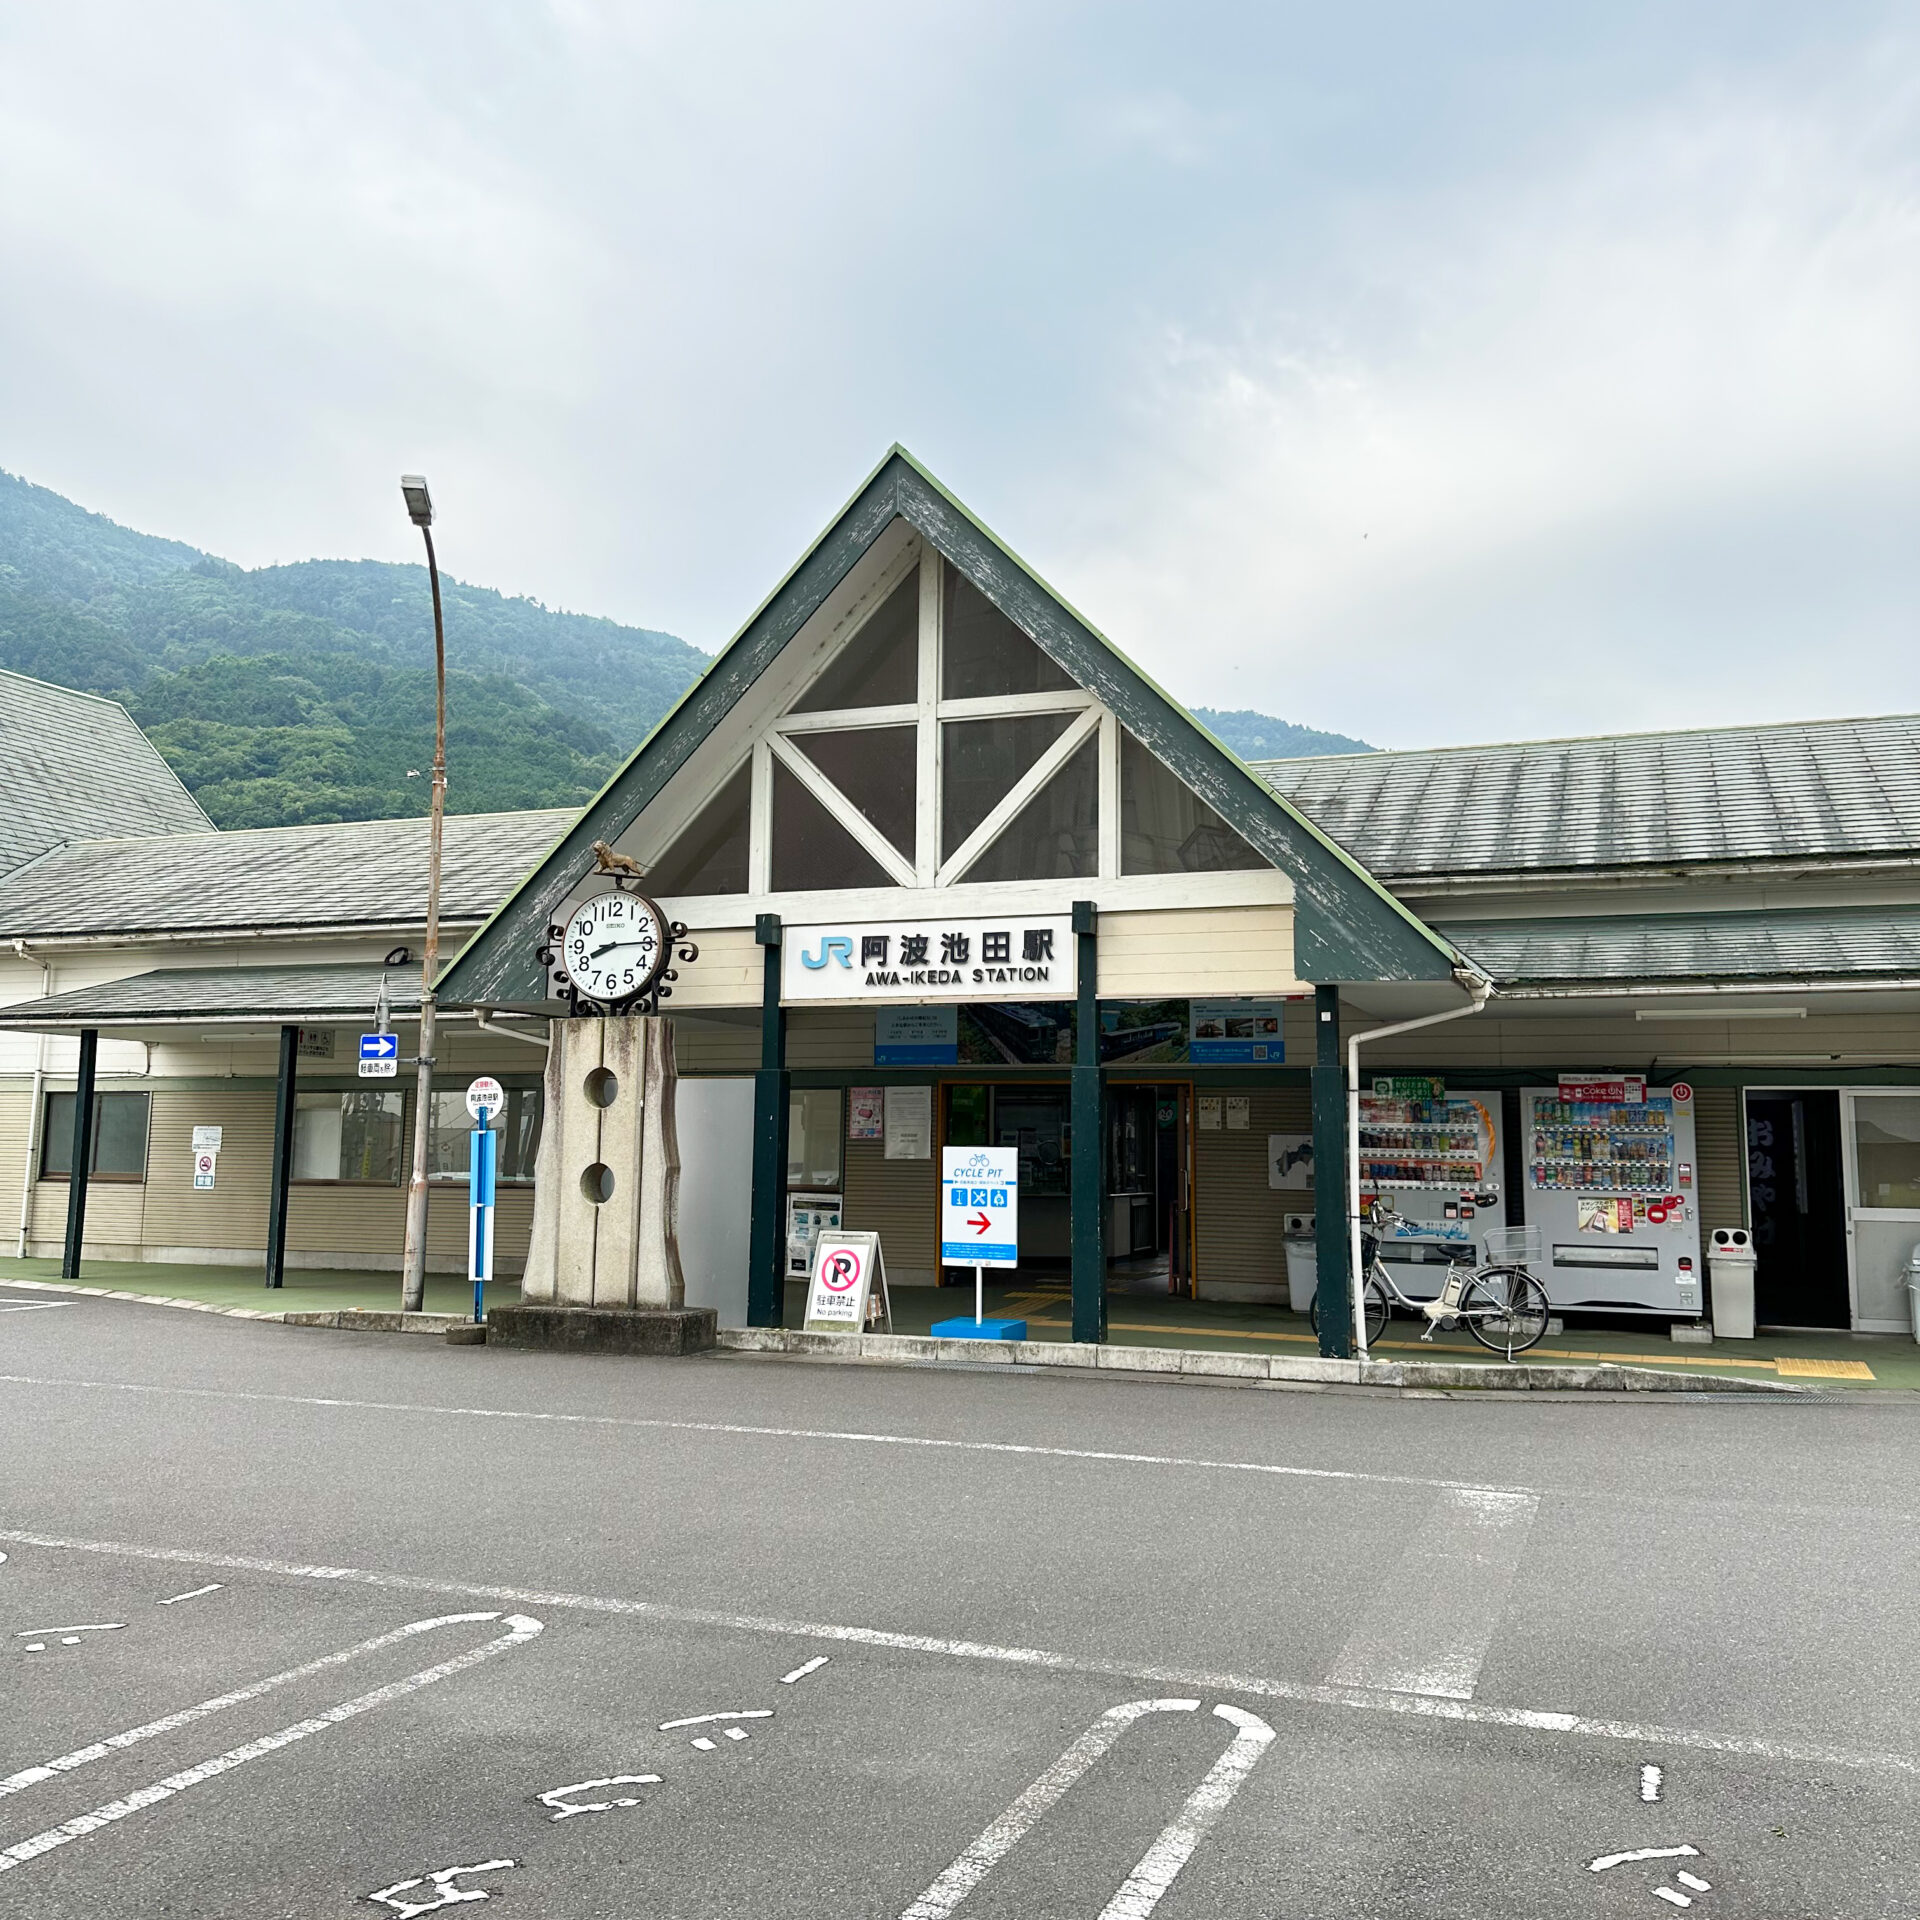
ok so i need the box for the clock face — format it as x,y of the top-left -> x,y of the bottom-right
561,891 -> 669,1006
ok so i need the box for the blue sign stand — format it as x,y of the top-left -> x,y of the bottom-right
468,1108 -> 497,1323
932,1146 -> 1026,1342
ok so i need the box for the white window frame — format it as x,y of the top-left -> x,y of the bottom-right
757,548 -> 1107,891
635,540 -> 1279,911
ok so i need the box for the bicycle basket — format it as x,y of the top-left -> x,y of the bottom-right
1480,1225 -> 1542,1267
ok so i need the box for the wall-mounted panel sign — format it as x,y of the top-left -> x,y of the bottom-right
1189,999 -> 1285,1064
784,916 -> 1075,1004
875,1006 -> 959,1065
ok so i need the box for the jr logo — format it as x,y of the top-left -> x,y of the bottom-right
800,936 -> 854,970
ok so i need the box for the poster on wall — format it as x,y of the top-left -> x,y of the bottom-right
875,1007 -> 958,1066
1269,1134 -> 1313,1189
847,1088 -> 884,1141
785,1192 -> 842,1277
884,1085 -> 933,1159
1198,1096 -> 1223,1131
1189,1000 -> 1286,1064
1099,1001 -> 1189,1065
959,1003 -> 1074,1065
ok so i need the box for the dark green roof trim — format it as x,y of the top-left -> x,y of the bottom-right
437,448 -> 1457,1005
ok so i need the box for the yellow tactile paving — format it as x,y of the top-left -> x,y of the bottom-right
1774,1357 -> 1877,1380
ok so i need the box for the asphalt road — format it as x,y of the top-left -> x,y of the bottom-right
3,1286 -> 1918,1917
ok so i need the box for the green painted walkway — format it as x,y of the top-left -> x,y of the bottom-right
0,1256 -> 513,1319
7,1256 -> 1915,1387
786,1279 -> 1920,1389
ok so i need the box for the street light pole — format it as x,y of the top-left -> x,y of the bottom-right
400,473 -> 445,1315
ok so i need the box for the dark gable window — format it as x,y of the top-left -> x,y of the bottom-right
40,1092 -> 151,1181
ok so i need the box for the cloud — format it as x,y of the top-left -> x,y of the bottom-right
1051,49 -> 1920,744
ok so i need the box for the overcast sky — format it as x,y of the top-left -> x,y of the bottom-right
2,4 -> 1915,748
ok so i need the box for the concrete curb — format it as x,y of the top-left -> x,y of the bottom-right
716,1326 -> 1807,1393
281,1309 -> 469,1336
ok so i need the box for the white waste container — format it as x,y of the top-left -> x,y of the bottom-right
1905,1244 -> 1920,1346
1708,1227 -> 1757,1340
1283,1213 -> 1317,1315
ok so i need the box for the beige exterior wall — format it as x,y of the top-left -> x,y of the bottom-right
1097,905 -> 1303,1001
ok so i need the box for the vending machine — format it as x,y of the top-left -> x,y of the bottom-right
1355,1079 -> 1507,1302
1519,1075 -> 1702,1317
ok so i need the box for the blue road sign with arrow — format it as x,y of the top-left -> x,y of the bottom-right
358,1032 -> 399,1079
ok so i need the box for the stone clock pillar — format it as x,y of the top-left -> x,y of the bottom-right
491,1015 -> 716,1354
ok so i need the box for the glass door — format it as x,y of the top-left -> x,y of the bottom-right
1841,1091 -> 1920,1332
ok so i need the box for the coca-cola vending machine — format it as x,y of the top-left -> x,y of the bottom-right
1519,1074 -> 1702,1317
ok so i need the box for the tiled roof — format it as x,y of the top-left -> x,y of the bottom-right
1442,905 -> 1920,985
0,963 -> 423,1026
0,667 -> 210,875
0,809 -> 574,938
1257,714 -> 1920,878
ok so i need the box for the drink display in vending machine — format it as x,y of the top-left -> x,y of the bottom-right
1519,1075 -> 1702,1316
1355,1077 -> 1507,1302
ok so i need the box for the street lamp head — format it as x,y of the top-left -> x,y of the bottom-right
400,474 -> 434,528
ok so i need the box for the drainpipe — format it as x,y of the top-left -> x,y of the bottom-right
475,1011 -> 551,1049
12,940 -> 51,1258
1346,971 -> 1495,1359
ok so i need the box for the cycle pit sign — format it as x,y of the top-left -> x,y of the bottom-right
941,1146 -> 1019,1268
803,1230 -> 891,1334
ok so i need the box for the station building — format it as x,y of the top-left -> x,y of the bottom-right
5,449 -> 1919,1340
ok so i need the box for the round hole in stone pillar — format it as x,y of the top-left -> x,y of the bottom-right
585,1066 -> 619,1108
580,1162 -> 616,1204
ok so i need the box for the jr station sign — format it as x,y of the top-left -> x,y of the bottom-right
781,914 -> 1076,1004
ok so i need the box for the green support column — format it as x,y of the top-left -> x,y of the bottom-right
1311,983 -> 1352,1358
59,1027 -> 99,1281
1070,900 -> 1106,1344
747,914 -> 791,1328
265,1023 -> 299,1289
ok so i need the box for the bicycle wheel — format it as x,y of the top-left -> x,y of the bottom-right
1460,1267 -> 1551,1359
1308,1273 -> 1390,1348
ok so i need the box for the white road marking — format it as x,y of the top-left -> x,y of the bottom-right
1324,1488 -> 1539,1699
0,1303 -> 71,1314
0,1372 -> 1533,1497
898,1698 -> 1274,1920
17,1623 -> 123,1636
0,1613 -> 541,1876
157,1583 -> 224,1606
724,1726 -> 749,1742
0,1611 -> 510,1803
1589,1846 -> 1702,1872
690,1736 -> 716,1750
368,1858 -> 515,1915
1677,1871 -> 1711,1890
1099,1705 -> 1276,1920
539,1775 -> 661,1821
782,1655 -> 830,1683
1653,1889 -> 1692,1907
898,1699 -> 1200,1919
3,1527 -> 1914,1779
1641,1764 -> 1664,1801
657,1710 -> 773,1729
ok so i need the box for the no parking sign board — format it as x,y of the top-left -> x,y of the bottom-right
803,1230 -> 891,1334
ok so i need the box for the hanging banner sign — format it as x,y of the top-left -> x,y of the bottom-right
1559,1073 -> 1647,1105
803,1230 -> 891,1333
940,1146 -> 1020,1268
783,916 -> 1074,1004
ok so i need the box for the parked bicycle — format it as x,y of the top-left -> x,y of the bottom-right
1309,1199 -> 1552,1361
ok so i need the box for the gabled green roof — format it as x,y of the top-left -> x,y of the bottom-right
436,447 -> 1459,1005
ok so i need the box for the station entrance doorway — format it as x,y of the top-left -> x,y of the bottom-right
937,1081 -> 1193,1293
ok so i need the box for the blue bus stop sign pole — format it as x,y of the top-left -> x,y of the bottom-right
468,1108 -> 497,1323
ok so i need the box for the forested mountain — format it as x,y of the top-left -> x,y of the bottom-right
1191,708 -> 1373,761
0,466 -> 1371,830
0,469 -> 707,827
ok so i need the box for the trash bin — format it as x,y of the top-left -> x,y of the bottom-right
1905,1244 -> 1920,1346
1708,1227 -> 1757,1340
1283,1213 -> 1317,1315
